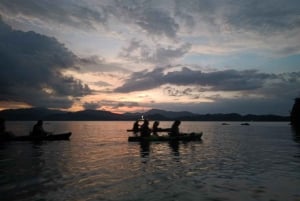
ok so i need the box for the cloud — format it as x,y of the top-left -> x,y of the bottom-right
95,99 -> 140,110
135,8 -> 179,38
78,56 -> 130,73
0,18 -> 91,108
0,0 -> 179,39
114,66 -> 300,115
119,39 -> 191,64
0,0 -> 299,115
0,0 -> 108,30
172,0 -> 300,33
114,67 -> 274,93
1,0 -> 299,57
173,0 -> 300,56
82,99 -> 140,111
82,101 -> 101,110
224,0 -> 300,33
163,86 -> 201,99
2,0 -> 299,38
114,68 -> 165,93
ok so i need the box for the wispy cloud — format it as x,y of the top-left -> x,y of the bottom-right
119,39 -> 191,64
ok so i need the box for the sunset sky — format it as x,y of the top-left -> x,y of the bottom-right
0,0 -> 299,115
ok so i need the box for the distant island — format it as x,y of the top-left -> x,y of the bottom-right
0,107 -> 290,121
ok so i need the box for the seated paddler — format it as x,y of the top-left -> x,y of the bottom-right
169,120 -> 181,137
140,120 -> 151,137
31,120 -> 51,137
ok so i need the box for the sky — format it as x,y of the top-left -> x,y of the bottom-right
0,0 -> 299,115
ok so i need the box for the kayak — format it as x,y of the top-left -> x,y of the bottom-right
127,128 -> 170,132
1,132 -> 72,142
128,132 -> 203,142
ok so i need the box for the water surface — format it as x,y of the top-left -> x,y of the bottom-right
1,121 -> 300,201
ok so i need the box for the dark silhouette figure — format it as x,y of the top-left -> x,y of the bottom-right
132,120 -> 140,135
291,98 -> 300,127
169,120 -> 181,136
0,118 -> 14,140
140,120 -> 151,137
152,121 -> 160,136
31,120 -> 49,137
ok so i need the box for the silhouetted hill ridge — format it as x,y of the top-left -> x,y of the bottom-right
0,107 -> 289,121
145,109 -> 196,118
0,107 -> 64,120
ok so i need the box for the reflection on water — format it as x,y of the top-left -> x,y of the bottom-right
168,141 -> 180,157
1,121 -> 300,201
139,141 -> 150,159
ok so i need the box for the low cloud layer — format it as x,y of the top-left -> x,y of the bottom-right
148,97 -> 294,115
0,19 -> 91,108
115,67 -> 276,93
115,67 -> 300,114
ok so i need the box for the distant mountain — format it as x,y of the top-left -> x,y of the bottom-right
0,107 -> 290,121
123,109 -> 197,120
47,109 -> 124,121
144,109 -> 196,119
0,108 -> 125,121
0,107 -> 64,120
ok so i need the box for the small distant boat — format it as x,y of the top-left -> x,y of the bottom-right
128,132 -> 203,142
240,123 -> 250,126
1,132 -> 72,142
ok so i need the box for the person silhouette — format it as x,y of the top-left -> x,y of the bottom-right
169,120 -> 181,137
140,120 -> 151,137
31,120 -> 49,137
132,120 -> 140,135
152,121 -> 160,136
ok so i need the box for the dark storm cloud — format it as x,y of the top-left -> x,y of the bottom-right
0,19 -> 91,108
114,67 -> 274,93
119,39 -> 191,64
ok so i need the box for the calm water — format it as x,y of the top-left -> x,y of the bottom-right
1,121 -> 300,201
